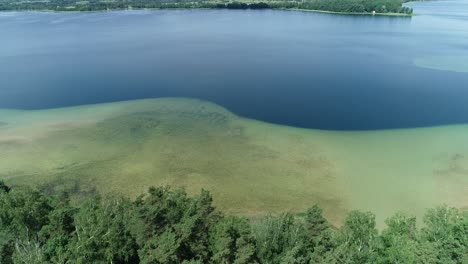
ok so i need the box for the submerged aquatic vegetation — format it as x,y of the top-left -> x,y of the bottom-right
0,98 -> 467,226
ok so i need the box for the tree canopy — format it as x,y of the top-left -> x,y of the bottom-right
0,181 -> 466,263
0,0 -> 412,15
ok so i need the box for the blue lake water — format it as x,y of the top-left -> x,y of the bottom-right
0,1 -> 467,130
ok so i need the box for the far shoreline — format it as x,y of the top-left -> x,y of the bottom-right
280,8 -> 413,16
0,7 -> 414,17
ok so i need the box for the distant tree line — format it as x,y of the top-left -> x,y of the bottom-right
294,0 -> 413,14
1,180 -> 466,263
0,0 -> 412,14
215,2 -> 270,9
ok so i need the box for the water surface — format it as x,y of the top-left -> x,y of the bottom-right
1,98 -> 467,226
1,4 -> 468,224
0,1 -> 467,130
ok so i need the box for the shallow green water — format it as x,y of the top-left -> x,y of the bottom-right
1,98 -> 467,226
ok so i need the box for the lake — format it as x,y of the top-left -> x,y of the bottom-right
1,2 -> 468,225
1,0 -> 467,130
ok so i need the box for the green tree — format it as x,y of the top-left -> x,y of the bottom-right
0,238 -> 14,264
0,186 -> 53,263
252,213 -> 309,264
134,187 -> 219,263
0,180 -> 10,193
0,187 -> 53,236
421,206 -> 468,264
38,192 -> 77,263
67,196 -> 139,264
325,211 -> 379,264
12,238 -> 45,264
208,216 -> 257,264
304,205 -> 334,262
0,180 -> 14,263
379,212 -> 436,264
1,181 -> 466,264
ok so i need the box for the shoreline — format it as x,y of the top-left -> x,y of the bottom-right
0,7 -> 413,16
280,8 -> 413,16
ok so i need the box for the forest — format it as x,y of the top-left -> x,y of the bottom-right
0,0 -> 413,14
0,180 -> 466,264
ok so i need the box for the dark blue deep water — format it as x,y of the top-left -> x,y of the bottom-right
1,1 -> 468,130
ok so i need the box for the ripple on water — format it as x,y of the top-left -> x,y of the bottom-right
414,56 -> 468,73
